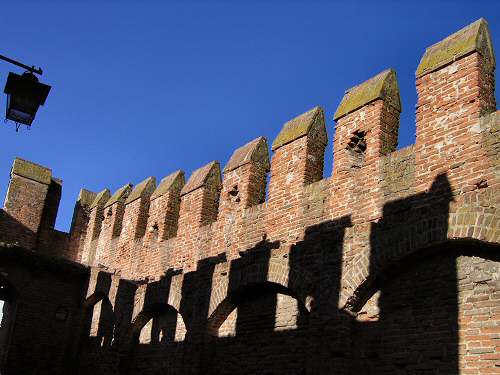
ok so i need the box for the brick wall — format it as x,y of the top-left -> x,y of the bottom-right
0,18 -> 498,375
353,247 -> 499,374
0,244 -> 88,375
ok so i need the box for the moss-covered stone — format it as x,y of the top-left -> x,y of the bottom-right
126,176 -> 156,204
151,170 -> 185,200
416,18 -> 495,78
224,136 -> 270,172
11,157 -> 52,185
334,69 -> 401,121
77,189 -> 97,208
181,161 -> 221,196
89,189 -> 111,209
272,106 -> 327,151
104,184 -> 132,208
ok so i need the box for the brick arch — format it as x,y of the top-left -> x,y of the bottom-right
120,302 -> 187,350
340,201 -> 499,312
206,257 -> 314,336
447,207 -> 499,244
130,303 -> 185,337
343,238 -> 499,314
122,275 -> 187,343
117,301 -> 188,374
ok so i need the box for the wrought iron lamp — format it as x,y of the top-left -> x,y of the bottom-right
0,54 -> 51,131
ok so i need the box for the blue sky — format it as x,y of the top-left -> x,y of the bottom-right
1,0 -> 499,231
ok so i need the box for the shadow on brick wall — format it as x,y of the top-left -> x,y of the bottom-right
353,174 -> 459,374
70,172 -> 498,375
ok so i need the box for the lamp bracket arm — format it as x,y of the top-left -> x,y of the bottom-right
0,54 -> 43,75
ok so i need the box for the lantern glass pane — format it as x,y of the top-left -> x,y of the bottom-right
6,93 -> 36,125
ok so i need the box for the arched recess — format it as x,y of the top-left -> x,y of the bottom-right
0,275 -> 16,371
342,203 -> 499,311
208,257 -> 315,324
348,240 -> 499,374
116,302 -> 188,375
207,281 -> 311,337
126,303 -> 187,347
345,239 -> 499,314
203,273 -> 313,375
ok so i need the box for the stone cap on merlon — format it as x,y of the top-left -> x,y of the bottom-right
224,136 -> 270,173
181,161 -> 221,196
416,18 -> 495,78
77,189 -> 98,208
334,69 -> 401,121
272,106 -> 327,151
89,189 -> 111,210
104,184 -> 133,208
151,170 -> 185,201
126,176 -> 156,205
11,157 -> 52,185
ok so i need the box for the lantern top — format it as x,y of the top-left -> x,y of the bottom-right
4,71 -> 51,106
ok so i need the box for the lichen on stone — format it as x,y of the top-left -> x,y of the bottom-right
272,106 -> 326,151
151,171 -> 185,200
77,189 -> 97,208
334,69 -> 401,121
89,188 -> 111,209
104,184 -> 132,208
181,161 -> 221,196
416,18 -> 495,78
126,176 -> 156,205
224,137 -> 270,172
11,157 -> 52,185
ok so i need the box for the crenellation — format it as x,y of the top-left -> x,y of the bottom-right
267,106 -> 327,243
0,18 -> 498,375
177,161 -> 222,270
1,19 -> 495,276
114,177 -> 156,276
331,69 -> 402,223
3,158 -> 53,249
415,19 -> 496,196
68,188 -> 97,262
147,170 -> 185,242
206,137 -> 272,261
81,188 -> 111,264
0,20 -> 495,278
94,184 -> 132,267
125,177 -> 156,241
222,136 -> 270,208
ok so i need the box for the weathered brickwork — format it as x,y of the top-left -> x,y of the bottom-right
0,18 -> 498,375
353,247 -> 499,374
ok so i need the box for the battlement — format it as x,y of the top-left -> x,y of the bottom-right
0,19 -> 497,280
0,19 -> 498,375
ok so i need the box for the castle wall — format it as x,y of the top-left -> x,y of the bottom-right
0,244 -> 88,375
0,18 -> 497,375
